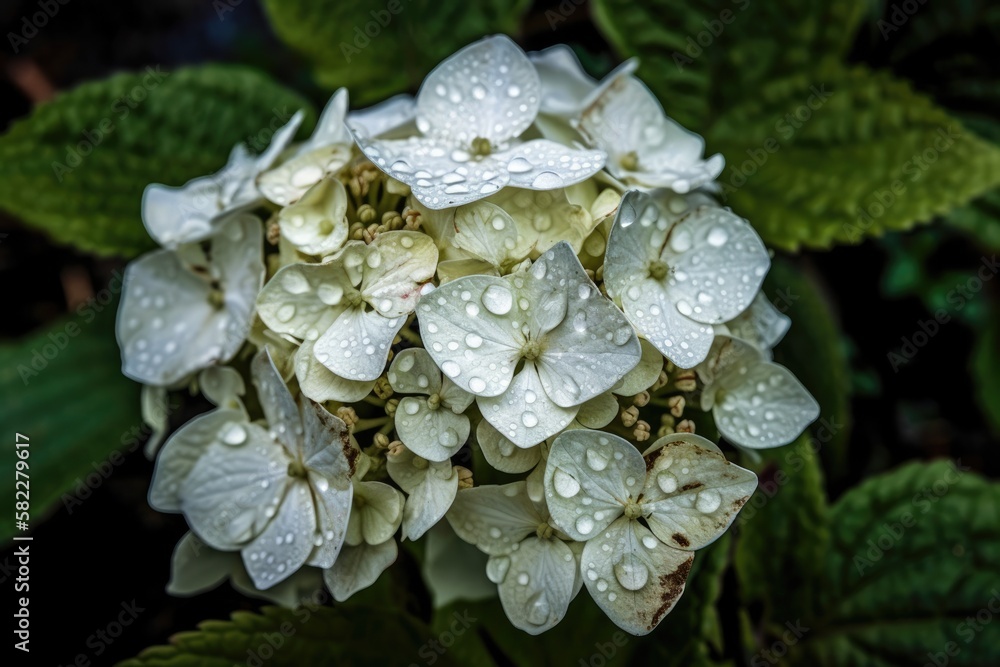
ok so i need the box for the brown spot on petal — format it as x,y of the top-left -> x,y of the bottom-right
648,556 -> 693,630
679,481 -> 703,492
672,533 -> 690,547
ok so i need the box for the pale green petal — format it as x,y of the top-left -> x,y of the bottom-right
323,539 -> 398,602
476,419 -> 541,474
446,481 -> 541,556
277,177 -> 349,257
295,339 -> 375,403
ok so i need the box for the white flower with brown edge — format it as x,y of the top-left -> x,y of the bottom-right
544,429 -> 756,635
417,241 -> 641,447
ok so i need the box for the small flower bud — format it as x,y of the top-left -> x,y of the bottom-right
676,419 -> 696,434
385,398 -> 399,417
266,220 -> 281,245
358,204 -> 377,223
656,424 -> 675,438
621,405 -> 639,428
349,221 -> 365,241
674,371 -> 697,392
667,395 -> 685,418
633,420 -> 651,442
652,370 -> 669,391
373,377 -> 393,400
362,223 -> 380,244
386,440 -> 405,457
633,390 -> 651,407
373,432 -> 390,450
455,465 -> 473,489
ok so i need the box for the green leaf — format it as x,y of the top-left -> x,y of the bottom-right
971,317 -> 1000,434
0,65 -> 314,257
592,0 -> 1000,250
949,191 -> 1000,250
788,461 -> 1000,666
432,535 -> 732,666
766,257 -> 852,466
734,435 -> 828,640
261,0 -> 531,104
120,604 -> 459,666
591,0 -> 867,129
710,65 -> 1000,250
0,299 -> 139,543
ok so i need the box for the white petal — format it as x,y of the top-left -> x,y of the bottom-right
199,366 -> 246,409
476,420 -> 541,474
620,277 -> 714,369
141,179 -> 219,247
575,392 -> 620,429
348,94 -> 416,138
712,359 -> 820,449
440,377 -> 475,413
395,397 -> 470,462
544,430 -> 643,541
496,140 -> 605,191
346,481 -> 405,546
299,394 -> 357,478
307,472 -> 353,568
354,134 -> 510,209
149,408 -> 245,512
602,190 -> 671,296
258,145 -> 353,207
251,348 -> 302,456
640,433 -> 757,550
276,177 -> 349,255
314,307 -> 404,382
452,201 -> 520,268
166,532 -> 237,597
231,566 -> 325,609
323,539 -> 398,602
386,447 -> 459,541
180,432 -> 289,550
388,347 -> 442,395
580,75 -> 721,193
479,363 -> 578,448
417,35 -> 540,145
308,88 -> 351,148
531,269 -> 641,407
722,293 -> 791,352
417,275 -> 522,397
496,537 -> 577,634
529,45 -> 598,118
446,481 -> 542,555
612,339 -> 664,396
117,250 -> 224,385
487,187 -> 596,260
663,207 -> 770,324
242,480 -> 317,589
295,340 -> 375,403
581,517 -> 693,635
256,262 -> 349,341
362,231 -> 438,316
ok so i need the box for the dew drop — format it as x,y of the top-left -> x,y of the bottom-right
552,468 -> 581,498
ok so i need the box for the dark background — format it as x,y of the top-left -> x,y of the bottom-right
1,1 -> 997,665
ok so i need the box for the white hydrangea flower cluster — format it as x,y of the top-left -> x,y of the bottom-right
118,35 -> 820,636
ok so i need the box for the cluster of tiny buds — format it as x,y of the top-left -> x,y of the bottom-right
633,420 -> 651,442
345,161 -> 381,199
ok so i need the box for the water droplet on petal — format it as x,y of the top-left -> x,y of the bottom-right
575,515 -> 595,535
657,472 -> 678,494
220,422 -> 247,445
614,554 -> 649,591
695,489 -> 722,513
482,284 -> 513,315
552,468 -> 581,498
586,449 -> 609,471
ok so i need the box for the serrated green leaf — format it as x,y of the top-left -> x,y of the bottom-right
710,65 -> 1000,250
591,0 -> 867,129
788,461 -> 1000,666
261,0 -> 531,104
120,604 -> 459,666
734,435 -> 828,641
0,65 -> 314,257
0,300 -> 139,543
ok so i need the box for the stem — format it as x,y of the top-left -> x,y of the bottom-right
352,417 -> 390,433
